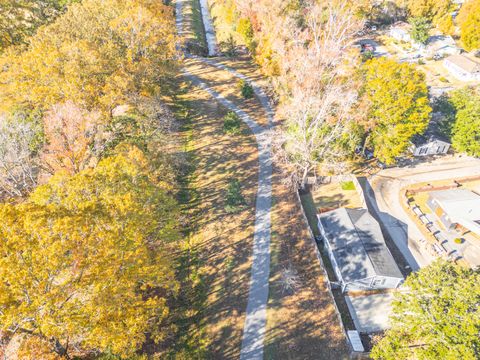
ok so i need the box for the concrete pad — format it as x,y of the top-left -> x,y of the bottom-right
345,293 -> 395,333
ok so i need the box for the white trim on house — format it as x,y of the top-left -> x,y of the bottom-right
411,139 -> 451,157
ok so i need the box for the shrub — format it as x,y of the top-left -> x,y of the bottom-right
238,79 -> 254,99
225,179 -> 245,213
220,34 -> 238,57
362,50 -> 375,62
439,76 -> 449,83
341,181 -> 356,191
223,112 -> 242,134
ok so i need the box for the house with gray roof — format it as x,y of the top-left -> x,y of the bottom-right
318,208 -> 403,292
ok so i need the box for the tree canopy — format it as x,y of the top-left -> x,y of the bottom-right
450,88 -> 480,157
0,0 -> 78,51
362,58 -> 431,164
409,17 -> 432,45
458,0 -> 480,51
399,0 -> 454,32
371,260 -> 480,360
0,0 -> 177,114
0,146 -> 180,358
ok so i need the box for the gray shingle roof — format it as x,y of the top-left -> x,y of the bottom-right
319,208 -> 403,283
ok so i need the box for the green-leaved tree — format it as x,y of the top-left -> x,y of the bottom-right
409,17 -> 432,45
450,88 -> 480,157
372,260 -> 480,360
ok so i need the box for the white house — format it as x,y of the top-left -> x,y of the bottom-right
411,136 -> 450,157
318,208 -> 404,292
427,189 -> 480,236
389,22 -> 412,42
443,54 -> 480,81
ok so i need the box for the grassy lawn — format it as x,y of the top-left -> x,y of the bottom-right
163,77 -> 258,358
312,181 -> 362,212
184,57 -> 271,129
179,0 -> 207,55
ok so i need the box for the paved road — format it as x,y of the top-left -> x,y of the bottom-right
367,155 -> 480,270
198,0 -> 218,56
176,1 -> 274,359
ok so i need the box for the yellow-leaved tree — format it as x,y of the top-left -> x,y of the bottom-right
0,145 -> 180,358
362,58 -> 431,164
458,0 -> 480,51
0,0 -> 177,114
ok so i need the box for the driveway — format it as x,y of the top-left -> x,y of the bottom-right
365,155 -> 480,270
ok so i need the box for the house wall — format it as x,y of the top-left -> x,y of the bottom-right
427,196 -> 455,230
413,141 -> 450,156
345,276 -> 403,292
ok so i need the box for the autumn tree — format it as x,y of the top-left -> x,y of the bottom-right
362,58 -> 431,164
0,0 -> 177,114
0,146 -> 180,358
450,88 -> 480,157
274,0 -> 365,187
399,0 -> 455,32
0,0 -> 78,51
458,0 -> 480,51
371,260 -> 480,360
0,112 -> 40,198
41,101 -> 102,175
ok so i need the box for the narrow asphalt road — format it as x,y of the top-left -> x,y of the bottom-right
175,1 -> 274,359
368,155 -> 480,270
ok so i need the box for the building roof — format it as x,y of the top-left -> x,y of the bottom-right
427,35 -> 458,52
318,208 -> 403,283
429,189 -> 480,234
445,55 -> 480,74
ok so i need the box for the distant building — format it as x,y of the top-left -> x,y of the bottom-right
443,54 -> 480,81
427,35 -> 460,57
389,22 -> 412,42
410,113 -> 451,157
318,208 -> 404,292
411,136 -> 450,157
427,189 -> 480,236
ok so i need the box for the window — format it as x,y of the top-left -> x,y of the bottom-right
372,278 -> 386,287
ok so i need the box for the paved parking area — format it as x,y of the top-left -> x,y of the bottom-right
345,293 -> 395,333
